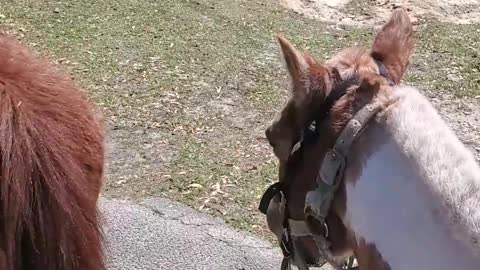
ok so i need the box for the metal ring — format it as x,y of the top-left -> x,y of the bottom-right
323,222 -> 329,238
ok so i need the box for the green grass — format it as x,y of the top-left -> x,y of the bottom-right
409,22 -> 480,96
1,0 -> 479,241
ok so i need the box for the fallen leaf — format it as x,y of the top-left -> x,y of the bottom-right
188,183 -> 203,189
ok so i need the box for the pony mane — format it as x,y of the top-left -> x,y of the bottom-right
0,34 -> 106,269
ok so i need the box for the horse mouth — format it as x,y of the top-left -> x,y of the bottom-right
292,235 -> 328,266
263,191 -> 329,267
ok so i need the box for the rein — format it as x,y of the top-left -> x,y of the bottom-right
259,61 -> 394,270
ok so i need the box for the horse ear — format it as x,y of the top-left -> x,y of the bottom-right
278,35 -> 319,100
371,8 -> 415,84
277,34 -> 309,83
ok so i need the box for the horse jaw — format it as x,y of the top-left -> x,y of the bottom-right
340,85 -> 480,270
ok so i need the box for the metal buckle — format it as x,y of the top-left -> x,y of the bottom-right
322,222 -> 329,238
319,148 -> 346,186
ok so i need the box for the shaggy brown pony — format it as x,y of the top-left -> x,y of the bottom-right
0,34 -> 105,270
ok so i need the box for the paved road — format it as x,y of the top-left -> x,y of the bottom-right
101,197 -> 286,270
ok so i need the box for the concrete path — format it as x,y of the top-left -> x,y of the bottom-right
101,197 -> 286,270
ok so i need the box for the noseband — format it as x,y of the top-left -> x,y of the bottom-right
259,61 -> 394,270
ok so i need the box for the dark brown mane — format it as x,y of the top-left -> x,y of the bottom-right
0,34 -> 105,270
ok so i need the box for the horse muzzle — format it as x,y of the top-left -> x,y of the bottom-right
266,193 -> 329,268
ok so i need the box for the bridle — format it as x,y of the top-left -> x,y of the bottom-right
259,60 -> 394,270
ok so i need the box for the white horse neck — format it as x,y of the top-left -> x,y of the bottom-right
343,85 -> 480,270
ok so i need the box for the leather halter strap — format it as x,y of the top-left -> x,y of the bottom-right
259,103 -> 382,270
259,60 -> 393,270
258,94 -> 383,270
305,101 -> 384,223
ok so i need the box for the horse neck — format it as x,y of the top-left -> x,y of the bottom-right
341,85 -> 480,270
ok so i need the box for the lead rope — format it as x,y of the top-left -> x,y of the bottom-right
279,190 -> 294,270
280,258 -> 291,270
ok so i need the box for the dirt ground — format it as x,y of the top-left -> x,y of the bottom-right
281,0 -> 480,27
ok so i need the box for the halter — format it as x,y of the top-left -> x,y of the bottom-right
259,61 -> 394,270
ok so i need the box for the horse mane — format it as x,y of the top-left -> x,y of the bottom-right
0,34 -> 106,269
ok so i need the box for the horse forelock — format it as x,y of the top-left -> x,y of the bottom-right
0,34 -> 106,270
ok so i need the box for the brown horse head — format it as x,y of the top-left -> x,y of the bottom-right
266,7 -> 414,166
263,7 -> 415,269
